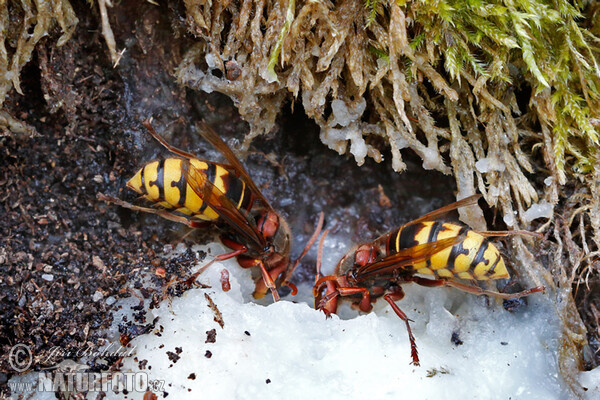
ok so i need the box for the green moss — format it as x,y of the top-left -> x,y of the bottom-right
397,0 -> 599,183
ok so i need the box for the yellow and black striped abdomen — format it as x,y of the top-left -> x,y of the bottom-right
389,221 -> 509,280
126,158 -> 253,221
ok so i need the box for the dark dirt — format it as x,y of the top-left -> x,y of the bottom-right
0,1 -> 491,397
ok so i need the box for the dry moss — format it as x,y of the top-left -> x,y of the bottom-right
0,0 -> 77,107
174,0 -> 598,225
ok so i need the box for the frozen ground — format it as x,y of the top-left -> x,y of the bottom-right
9,241 -> 600,399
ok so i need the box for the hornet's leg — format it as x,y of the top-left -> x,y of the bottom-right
254,260 -> 281,302
408,276 -> 545,299
184,246 -> 248,287
384,288 -> 420,366
317,287 -> 372,313
252,261 -> 288,300
98,194 -> 208,229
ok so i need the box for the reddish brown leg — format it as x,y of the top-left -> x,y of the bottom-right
98,194 -> 207,228
252,261 -> 288,300
219,236 -> 283,302
320,281 -> 339,317
318,287 -> 372,313
408,276 -> 545,299
384,291 -> 420,366
283,213 -> 326,292
184,247 -> 247,286
254,260 -> 281,302
478,230 -> 543,239
444,280 -> 545,299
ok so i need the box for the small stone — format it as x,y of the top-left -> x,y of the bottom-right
92,290 -> 104,302
92,256 -> 105,270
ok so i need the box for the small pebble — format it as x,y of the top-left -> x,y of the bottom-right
92,290 -> 104,302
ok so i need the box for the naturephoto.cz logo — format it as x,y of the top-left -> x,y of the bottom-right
7,343 -> 164,395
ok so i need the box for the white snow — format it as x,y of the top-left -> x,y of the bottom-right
503,211 -> 517,227
320,125 -> 369,166
317,99 -> 371,166
580,368 -> 600,399
544,176 -> 554,186
421,147 -> 443,170
204,53 -> 220,69
100,243 -> 573,399
261,67 -> 278,84
331,99 -> 366,128
523,202 -> 554,222
475,157 -> 506,173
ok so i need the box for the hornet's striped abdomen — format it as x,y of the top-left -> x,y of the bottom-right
389,221 -> 509,280
126,158 -> 253,221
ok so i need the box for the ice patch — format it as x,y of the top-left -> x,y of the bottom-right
9,242 -> 586,399
320,125 -> 368,166
475,157 -> 506,173
331,99 -> 366,127
580,367 -> 600,399
523,202 -> 554,222
205,53 -> 220,69
421,147 -> 442,170
503,211 -> 517,227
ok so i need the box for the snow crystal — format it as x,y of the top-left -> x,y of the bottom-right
331,99 -> 366,127
544,177 -> 553,186
580,368 -> 600,399
261,68 -> 278,84
503,211 -> 517,227
200,78 -> 215,94
320,125 -> 368,166
41,274 -> 54,282
475,157 -> 506,173
523,202 -> 554,222
421,147 -> 442,170
204,53 -> 220,69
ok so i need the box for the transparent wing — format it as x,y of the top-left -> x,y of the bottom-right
197,121 -> 271,208
182,160 -> 266,249
405,194 -> 481,227
355,235 -> 466,281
